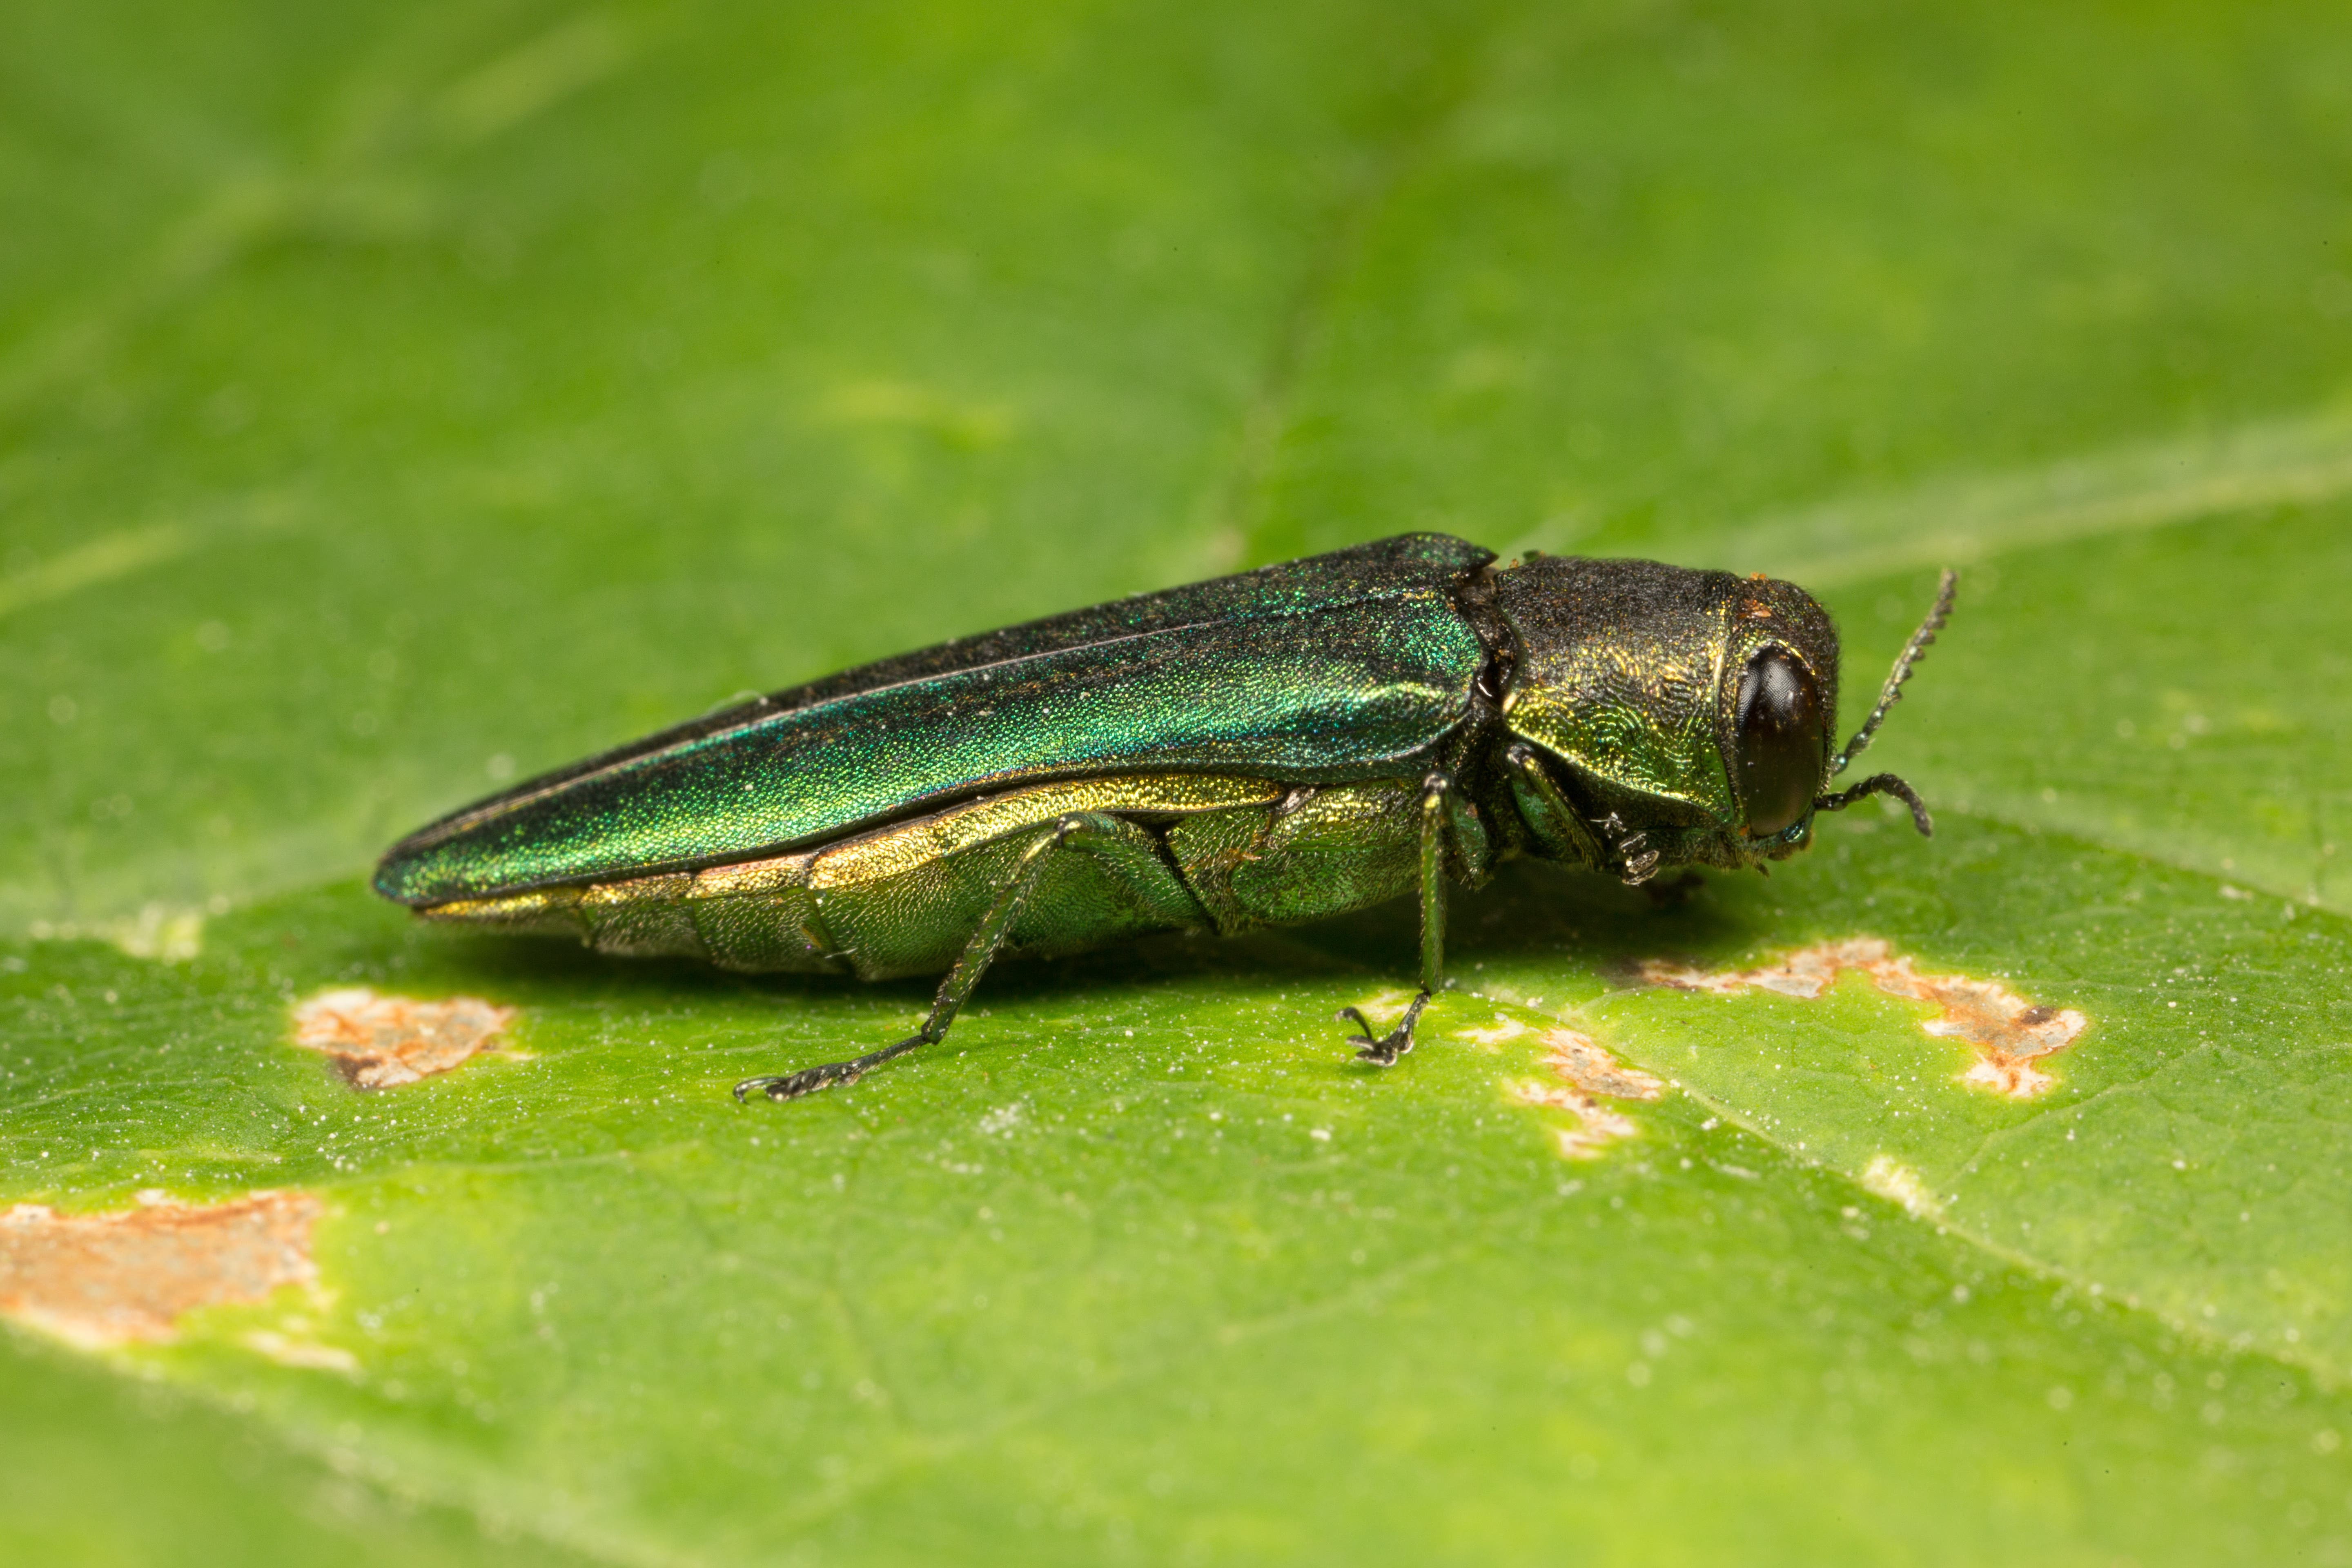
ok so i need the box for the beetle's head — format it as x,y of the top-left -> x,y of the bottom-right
1491,555 -> 1952,880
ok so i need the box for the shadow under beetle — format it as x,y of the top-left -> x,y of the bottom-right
376,536 -> 1956,1100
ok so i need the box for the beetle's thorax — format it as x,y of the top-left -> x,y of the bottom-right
1486,555 -> 1840,874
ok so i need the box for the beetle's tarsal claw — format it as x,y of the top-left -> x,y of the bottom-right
733,1062 -> 862,1102
1338,989 -> 1432,1068
734,1032 -> 929,1103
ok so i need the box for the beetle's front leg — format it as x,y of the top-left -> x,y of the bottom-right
1503,744 -> 1608,872
1339,771 -> 1452,1068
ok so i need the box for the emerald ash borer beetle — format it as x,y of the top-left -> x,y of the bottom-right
376,536 -> 1955,1101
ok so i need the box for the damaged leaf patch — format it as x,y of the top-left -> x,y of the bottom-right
1474,1017 -> 1665,1159
292,987 -> 514,1089
1633,938 -> 2086,1096
27,901 -> 205,962
0,1191 -> 320,1347
1860,1155 -> 1942,1219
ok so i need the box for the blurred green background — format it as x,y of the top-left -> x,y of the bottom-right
5,1 -> 2351,1563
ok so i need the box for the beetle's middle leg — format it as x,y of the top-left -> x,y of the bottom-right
1339,771 -> 1454,1068
735,811 -> 1135,1102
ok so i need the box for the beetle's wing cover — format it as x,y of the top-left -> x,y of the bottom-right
377,534 -> 1494,905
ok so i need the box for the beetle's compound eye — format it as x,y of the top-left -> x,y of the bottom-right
1733,649 -> 1824,837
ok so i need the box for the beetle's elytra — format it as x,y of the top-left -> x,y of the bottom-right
376,535 -> 1955,1100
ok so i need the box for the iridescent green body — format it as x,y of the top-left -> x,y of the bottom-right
377,535 -> 1951,1099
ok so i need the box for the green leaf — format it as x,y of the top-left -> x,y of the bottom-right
7,1 -> 2350,1562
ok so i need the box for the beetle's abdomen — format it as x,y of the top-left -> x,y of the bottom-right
421,774 -> 1284,979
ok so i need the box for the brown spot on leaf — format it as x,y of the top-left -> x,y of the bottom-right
293,987 -> 514,1089
1506,1027 -> 1664,1158
1633,937 -> 2086,1097
0,1192 -> 320,1347
1541,1028 -> 1666,1102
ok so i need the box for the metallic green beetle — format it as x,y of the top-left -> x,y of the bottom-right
376,536 -> 1954,1100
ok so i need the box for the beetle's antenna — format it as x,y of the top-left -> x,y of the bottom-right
1815,773 -> 1933,837
1829,568 -> 1957,777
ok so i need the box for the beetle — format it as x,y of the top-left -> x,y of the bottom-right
376,535 -> 1954,1101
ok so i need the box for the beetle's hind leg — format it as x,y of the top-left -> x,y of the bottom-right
735,811 -> 1131,1103
1339,772 -> 1454,1069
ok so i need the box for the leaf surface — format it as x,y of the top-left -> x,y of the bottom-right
6,1 -> 2350,1562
